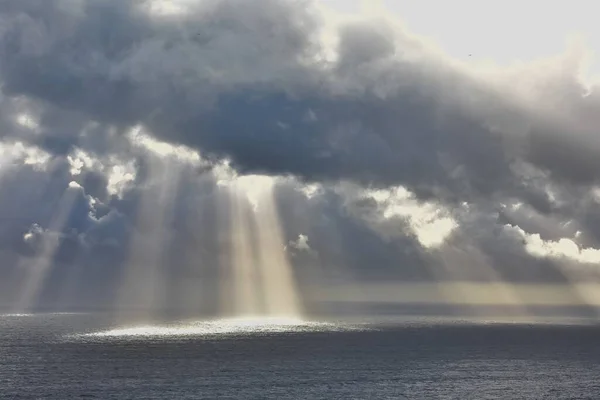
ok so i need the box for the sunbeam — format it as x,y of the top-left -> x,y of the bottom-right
250,178 -> 302,316
12,182 -> 82,313
115,158 -> 182,322
433,243 -> 533,320
544,262 -> 600,319
224,183 -> 262,315
219,174 -> 302,318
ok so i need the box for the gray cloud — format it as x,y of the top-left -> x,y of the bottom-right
0,0 -> 526,194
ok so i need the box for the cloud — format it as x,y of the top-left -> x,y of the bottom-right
0,0 -> 520,195
289,234 -> 311,252
0,140 -> 51,170
507,224 -> 600,265
0,0 -> 599,315
357,185 -> 458,248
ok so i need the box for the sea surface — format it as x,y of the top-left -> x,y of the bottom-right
1,313 -> 600,399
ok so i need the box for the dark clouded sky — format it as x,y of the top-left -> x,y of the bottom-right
1,0 -> 600,318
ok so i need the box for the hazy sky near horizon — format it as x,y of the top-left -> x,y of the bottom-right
1,0 -> 600,315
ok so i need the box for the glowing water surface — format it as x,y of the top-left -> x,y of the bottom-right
81,316 -> 362,338
0,312 -> 83,318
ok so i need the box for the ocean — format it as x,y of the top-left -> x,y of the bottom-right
1,313 -> 600,399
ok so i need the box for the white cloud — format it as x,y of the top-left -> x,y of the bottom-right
65,147 -> 137,198
15,113 -> 39,131
68,181 -> 83,189
0,141 -> 51,170
286,234 -> 317,258
106,162 -> 136,198
508,225 -> 600,264
366,186 -> 458,248
128,126 -> 204,165
67,149 -> 98,176
288,234 -> 311,251
23,223 -> 43,244
299,183 -> 322,199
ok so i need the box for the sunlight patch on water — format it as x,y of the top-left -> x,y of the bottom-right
0,312 -> 84,318
0,313 -> 35,317
82,316 -> 355,338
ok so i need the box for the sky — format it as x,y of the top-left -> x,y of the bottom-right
1,0 -> 600,319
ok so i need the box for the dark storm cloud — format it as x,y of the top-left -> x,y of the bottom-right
0,0 -> 554,200
527,117 -> 600,186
